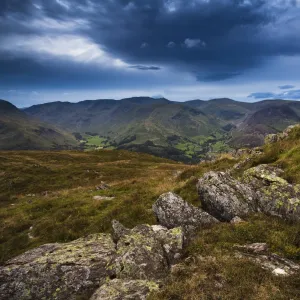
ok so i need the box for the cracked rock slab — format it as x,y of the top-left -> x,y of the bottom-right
113,223 -> 183,280
0,234 -> 117,300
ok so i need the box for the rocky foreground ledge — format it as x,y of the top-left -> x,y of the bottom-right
0,220 -> 184,300
1,153 -> 300,299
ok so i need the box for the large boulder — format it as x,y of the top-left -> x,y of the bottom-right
153,192 -> 218,231
90,279 -> 159,300
242,165 -> 300,221
197,172 -> 257,221
113,222 -> 183,280
0,234 -> 117,300
197,165 -> 300,222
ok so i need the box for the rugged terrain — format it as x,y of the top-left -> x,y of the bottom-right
1,124 -> 300,299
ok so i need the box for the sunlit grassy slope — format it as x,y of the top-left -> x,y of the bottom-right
237,124 -> 300,183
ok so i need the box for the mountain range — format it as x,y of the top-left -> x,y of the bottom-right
1,97 -> 300,162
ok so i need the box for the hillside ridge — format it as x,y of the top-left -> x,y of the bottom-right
0,99 -> 79,150
23,97 -> 300,162
1,97 -> 300,162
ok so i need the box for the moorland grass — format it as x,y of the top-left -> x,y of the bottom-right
150,215 -> 300,300
0,149 -> 188,262
1,130 -> 300,299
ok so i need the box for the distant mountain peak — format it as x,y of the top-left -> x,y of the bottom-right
0,99 -> 19,110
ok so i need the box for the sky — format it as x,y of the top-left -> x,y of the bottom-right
0,0 -> 300,107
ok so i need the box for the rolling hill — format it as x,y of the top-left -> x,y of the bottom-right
25,97 -> 228,162
229,102 -> 300,148
0,100 -> 79,150
0,97 -> 299,162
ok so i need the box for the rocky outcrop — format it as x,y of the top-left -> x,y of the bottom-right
197,165 -> 300,222
0,220 -> 183,300
242,165 -> 300,221
231,147 -> 263,158
265,124 -> 300,144
153,192 -> 218,233
113,223 -> 183,280
197,172 -> 257,221
0,234 -> 117,300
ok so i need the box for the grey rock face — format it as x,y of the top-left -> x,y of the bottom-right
0,234 -> 117,300
197,164 -> 300,222
197,172 -> 257,221
0,219 -> 183,300
235,243 -> 269,254
264,133 -> 279,144
113,223 -> 183,280
153,192 -> 218,231
150,225 -> 184,265
90,279 -> 159,300
242,165 -> 300,221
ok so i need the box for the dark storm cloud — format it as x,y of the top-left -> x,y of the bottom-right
0,0 -> 300,87
71,0 -> 299,80
0,55 -> 164,89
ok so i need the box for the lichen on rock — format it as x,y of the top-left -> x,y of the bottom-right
242,165 -> 300,221
197,164 -> 300,222
197,171 -> 257,221
265,124 -> 300,144
113,223 -> 183,280
153,192 -> 218,233
0,234 -> 117,300
90,279 -> 159,300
